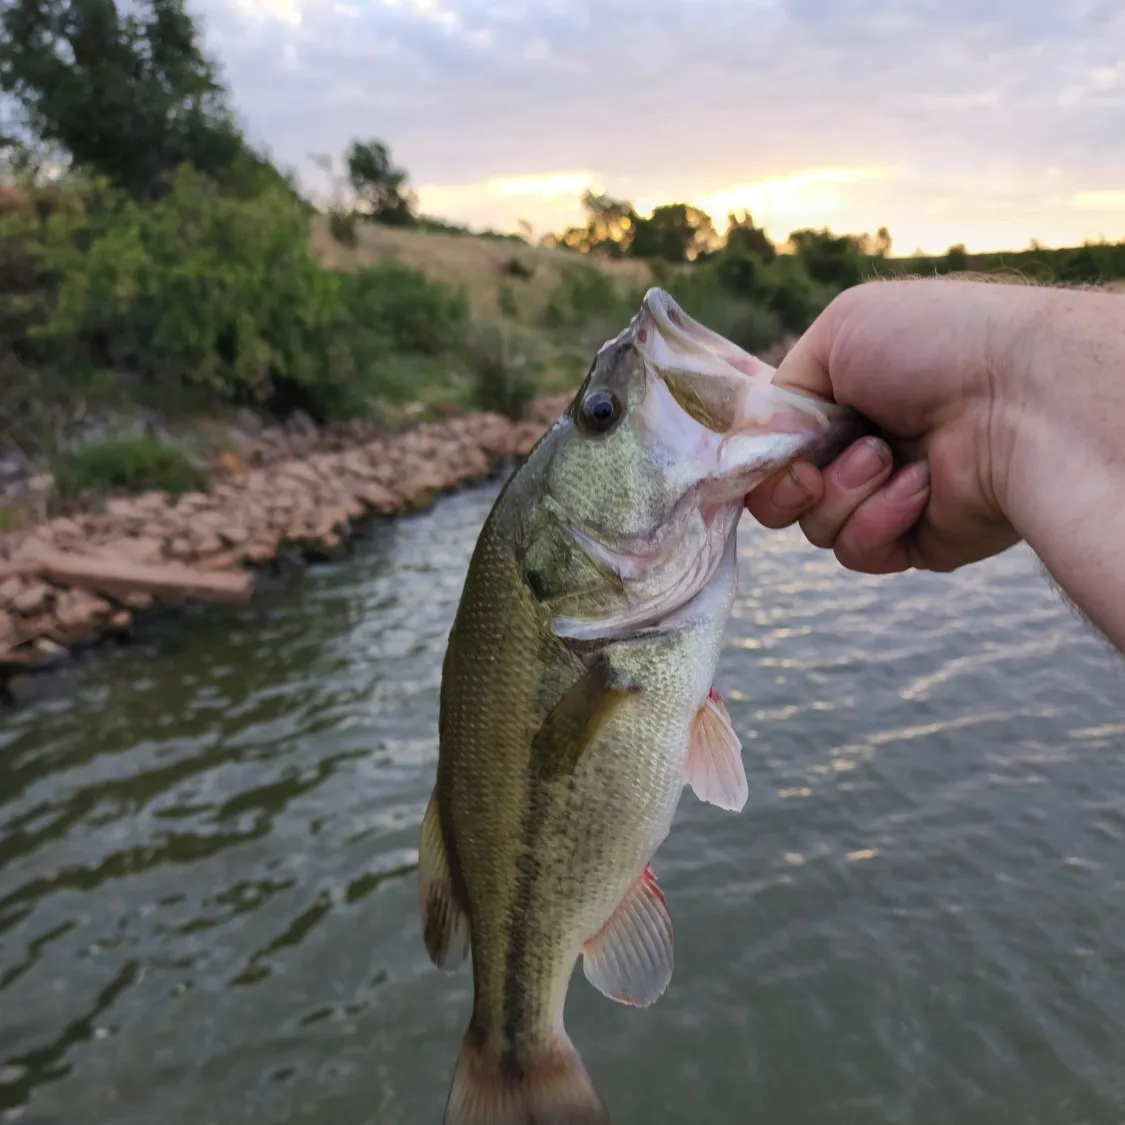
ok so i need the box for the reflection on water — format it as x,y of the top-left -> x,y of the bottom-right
1,480 -> 1124,1125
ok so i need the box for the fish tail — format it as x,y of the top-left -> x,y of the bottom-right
443,1027 -> 610,1125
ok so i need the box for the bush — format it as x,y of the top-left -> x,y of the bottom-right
9,166 -> 472,423
504,255 -> 535,279
52,436 -> 209,498
338,261 -> 467,355
38,165 -> 357,406
328,207 -> 358,247
466,321 -> 537,420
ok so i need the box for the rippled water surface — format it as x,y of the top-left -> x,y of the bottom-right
2,479 -> 1124,1125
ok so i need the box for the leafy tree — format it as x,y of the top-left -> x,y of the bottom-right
787,227 -> 865,289
724,210 -> 775,262
0,0 -> 282,200
547,190 -> 638,257
629,203 -> 718,263
943,243 -> 968,272
345,138 -> 416,225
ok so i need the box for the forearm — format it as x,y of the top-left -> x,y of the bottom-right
999,286 -> 1125,649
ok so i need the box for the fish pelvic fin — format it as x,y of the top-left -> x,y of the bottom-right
419,789 -> 471,971
582,864 -> 674,1007
684,687 -> 748,813
444,1029 -> 610,1125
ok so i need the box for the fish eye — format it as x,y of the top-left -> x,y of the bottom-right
578,389 -> 623,435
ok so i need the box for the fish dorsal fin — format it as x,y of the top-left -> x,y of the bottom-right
582,865 -> 674,1007
418,789 -> 471,971
685,688 -> 748,812
531,659 -> 639,782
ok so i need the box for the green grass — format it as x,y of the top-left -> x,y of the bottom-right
52,436 -> 210,499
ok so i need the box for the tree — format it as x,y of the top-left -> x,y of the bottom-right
0,0 -> 280,200
724,210 -> 775,261
547,190 -> 638,257
629,203 -> 719,263
345,138 -> 416,225
860,225 -> 892,257
788,227 -> 866,289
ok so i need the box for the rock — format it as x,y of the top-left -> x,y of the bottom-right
122,591 -> 154,611
189,531 -> 223,556
0,611 -> 15,646
218,526 -> 249,547
241,538 -> 279,565
104,536 -> 166,564
12,581 -> 53,616
285,410 -> 318,439
281,461 -> 320,486
54,588 -> 112,634
105,497 -> 138,519
0,575 -> 24,602
356,483 -> 401,513
35,548 -> 254,603
166,536 -> 195,561
32,637 -> 67,659
48,517 -> 84,543
108,609 -> 133,633
236,407 -> 263,435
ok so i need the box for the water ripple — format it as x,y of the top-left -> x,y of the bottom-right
1,488 -> 1124,1124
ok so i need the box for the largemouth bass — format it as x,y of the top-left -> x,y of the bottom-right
419,288 -> 870,1124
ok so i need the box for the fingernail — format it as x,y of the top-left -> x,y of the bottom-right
884,461 -> 931,500
772,465 -> 813,512
837,437 -> 892,489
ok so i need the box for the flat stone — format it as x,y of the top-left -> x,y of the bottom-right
11,581 -> 53,616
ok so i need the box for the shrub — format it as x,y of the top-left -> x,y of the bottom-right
328,207 -> 358,247
504,255 -> 535,279
338,261 -> 468,356
38,165 -> 356,406
52,436 -> 209,498
466,321 -> 537,420
11,166 -> 472,423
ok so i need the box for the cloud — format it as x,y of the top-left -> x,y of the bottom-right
194,0 -> 1125,252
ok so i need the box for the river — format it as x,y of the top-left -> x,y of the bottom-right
1,478 -> 1124,1125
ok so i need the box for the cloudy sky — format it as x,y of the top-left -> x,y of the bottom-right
196,0 -> 1125,253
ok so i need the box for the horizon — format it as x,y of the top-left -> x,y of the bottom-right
191,0 -> 1125,256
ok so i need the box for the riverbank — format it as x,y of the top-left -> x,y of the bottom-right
0,392 -> 573,688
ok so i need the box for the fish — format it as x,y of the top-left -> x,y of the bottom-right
418,287 -> 871,1124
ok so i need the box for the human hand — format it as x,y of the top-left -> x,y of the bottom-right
746,278 -> 1042,574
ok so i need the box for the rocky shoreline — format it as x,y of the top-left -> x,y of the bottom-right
0,392 -> 574,690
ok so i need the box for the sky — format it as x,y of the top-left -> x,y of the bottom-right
194,0 -> 1125,254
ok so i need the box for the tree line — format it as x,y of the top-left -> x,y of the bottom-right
1,0 -> 1122,459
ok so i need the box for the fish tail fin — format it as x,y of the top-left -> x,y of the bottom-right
443,1028 -> 610,1125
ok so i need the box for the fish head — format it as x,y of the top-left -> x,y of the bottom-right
524,287 -> 870,643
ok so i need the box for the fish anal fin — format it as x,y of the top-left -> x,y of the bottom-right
443,1029 -> 609,1125
419,789 -> 470,971
531,658 -> 639,782
685,687 -> 748,812
582,864 -> 673,1008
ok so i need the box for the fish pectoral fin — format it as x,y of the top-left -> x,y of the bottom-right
531,659 -> 640,782
418,789 -> 470,971
684,687 -> 748,812
582,865 -> 673,1008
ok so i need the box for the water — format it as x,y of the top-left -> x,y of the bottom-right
2,480 -> 1124,1125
